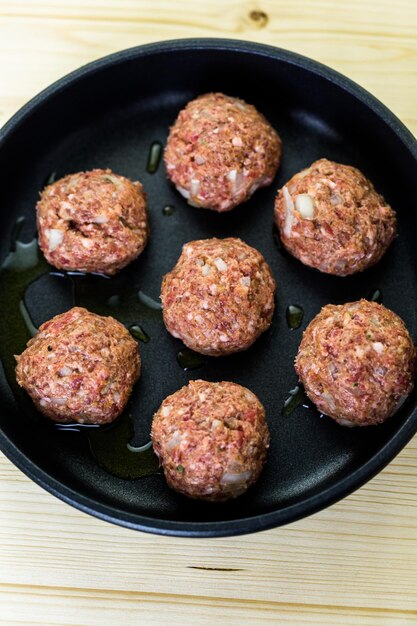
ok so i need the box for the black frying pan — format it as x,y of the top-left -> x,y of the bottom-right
1,39 -> 416,537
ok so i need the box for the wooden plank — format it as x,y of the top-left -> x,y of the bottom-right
0,1 -> 416,131
1,583 -> 417,625
1,448 -> 417,612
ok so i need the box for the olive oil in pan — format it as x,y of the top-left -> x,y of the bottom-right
369,288 -> 383,303
129,323 -> 150,343
286,305 -> 304,330
0,218 -> 161,480
58,273 -> 162,322
137,289 -> 162,312
19,300 -> 38,337
0,218 -> 50,388
86,411 -> 160,479
282,385 -> 309,417
147,141 -> 163,174
177,348 -> 207,371
55,414 -> 160,479
42,171 -> 57,188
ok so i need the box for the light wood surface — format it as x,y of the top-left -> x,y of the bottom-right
1,1 -> 417,624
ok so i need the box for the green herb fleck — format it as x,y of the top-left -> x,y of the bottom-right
176,465 -> 185,473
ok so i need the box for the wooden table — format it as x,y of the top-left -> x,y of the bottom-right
1,2 -> 417,624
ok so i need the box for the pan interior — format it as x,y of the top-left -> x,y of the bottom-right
0,43 -> 416,529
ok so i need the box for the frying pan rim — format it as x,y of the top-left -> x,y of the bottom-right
1,37 -> 416,537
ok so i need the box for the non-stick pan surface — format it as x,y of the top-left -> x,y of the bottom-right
1,39 -> 417,537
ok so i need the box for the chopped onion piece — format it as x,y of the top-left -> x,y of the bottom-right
51,397 -> 67,406
167,431 -> 182,449
214,258 -> 228,272
92,215 -> 109,224
294,194 -> 315,219
176,185 -> 190,199
233,100 -> 247,111
46,228 -> 64,251
190,179 -> 200,196
372,342 -> 385,354
282,186 -> 295,238
102,174 -> 123,188
220,470 -> 252,485
58,366 -> 72,377
322,392 -> 336,412
337,418 -> 356,428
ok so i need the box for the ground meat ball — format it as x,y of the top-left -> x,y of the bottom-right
164,93 -> 282,212
151,380 -> 270,501
274,159 -> 396,276
161,238 -> 276,356
15,307 -> 140,424
37,169 -> 148,275
295,300 -> 416,426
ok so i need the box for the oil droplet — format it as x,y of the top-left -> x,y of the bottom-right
138,290 -> 162,311
19,300 -> 38,336
286,304 -> 304,330
87,412 -> 160,479
162,205 -> 175,216
177,348 -> 207,371
368,288 -> 383,303
147,141 -> 162,174
129,323 -> 150,343
43,171 -> 57,187
106,294 -> 121,308
282,385 -> 308,417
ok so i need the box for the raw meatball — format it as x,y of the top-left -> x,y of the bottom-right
151,380 -> 270,501
274,159 -> 396,275
164,93 -> 282,212
295,300 -> 416,426
161,238 -> 276,356
37,169 -> 149,275
15,307 -> 140,424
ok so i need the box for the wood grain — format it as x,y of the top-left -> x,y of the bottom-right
0,1 -> 417,624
